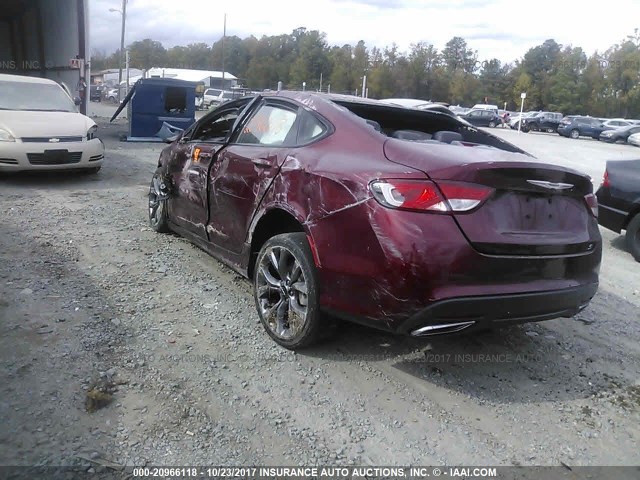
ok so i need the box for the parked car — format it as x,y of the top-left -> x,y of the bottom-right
509,111 -> 537,130
459,108 -> 501,127
602,119 -> 632,129
472,103 -> 499,115
596,160 -> 640,261
203,89 -> 237,108
557,116 -> 607,139
0,73 -> 104,173
599,124 -> 640,143
147,91 -> 601,349
521,112 -> 563,133
627,132 -> 640,147
449,105 -> 470,115
379,98 -> 454,115
106,88 -> 119,102
203,88 -> 223,108
89,85 -> 103,102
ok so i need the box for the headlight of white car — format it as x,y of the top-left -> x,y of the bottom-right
0,128 -> 15,142
87,125 -> 98,140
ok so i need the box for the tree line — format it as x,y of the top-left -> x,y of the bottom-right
91,27 -> 640,117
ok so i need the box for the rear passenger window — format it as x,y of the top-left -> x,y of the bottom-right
297,110 -> 327,144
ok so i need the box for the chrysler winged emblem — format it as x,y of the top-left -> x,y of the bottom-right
526,180 -> 574,190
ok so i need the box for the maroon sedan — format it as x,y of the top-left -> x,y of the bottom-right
148,92 -> 601,349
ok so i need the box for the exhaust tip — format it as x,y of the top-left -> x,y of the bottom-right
411,321 -> 475,337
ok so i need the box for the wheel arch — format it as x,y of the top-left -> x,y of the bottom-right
624,202 -> 640,229
247,206 -> 311,279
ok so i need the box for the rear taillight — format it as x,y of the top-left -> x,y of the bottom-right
438,181 -> 495,211
601,170 -> 610,188
584,193 -> 598,217
370,180 -> 494,213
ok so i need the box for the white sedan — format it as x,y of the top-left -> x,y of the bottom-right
0,73 -> 105,173
628,132 -> 640,147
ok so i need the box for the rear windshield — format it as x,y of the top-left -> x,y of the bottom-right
0,80 -> 76,112
333,100 -> 527,154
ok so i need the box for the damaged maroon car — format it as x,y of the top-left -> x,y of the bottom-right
148,92 -> 601,349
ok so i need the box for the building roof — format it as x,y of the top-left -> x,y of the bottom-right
146,67 -> 237,82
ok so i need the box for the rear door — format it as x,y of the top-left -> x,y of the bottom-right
206,99 -> 302,253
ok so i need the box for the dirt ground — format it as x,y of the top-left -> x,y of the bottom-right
1,107 -> 639,471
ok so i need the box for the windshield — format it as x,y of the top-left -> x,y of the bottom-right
0,80 -> 77,112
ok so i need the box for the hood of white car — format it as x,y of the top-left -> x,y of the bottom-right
0,111 -> 95,139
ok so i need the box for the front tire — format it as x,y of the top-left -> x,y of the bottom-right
570,129 -> 580,139
488,121 -> 496,128
148,169 -> 170,233
254,233 -> 324,350
625,214 -> 640,262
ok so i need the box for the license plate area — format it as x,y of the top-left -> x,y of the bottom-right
44,149 -> 69,163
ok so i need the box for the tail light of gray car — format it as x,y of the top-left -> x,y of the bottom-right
370,179 -> 494,213
584,193 -> 598,217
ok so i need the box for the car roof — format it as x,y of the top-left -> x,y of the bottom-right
0,73 -> 59,85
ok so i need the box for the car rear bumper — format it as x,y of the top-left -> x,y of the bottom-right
311,199 -> 601,333
395,283 -> 598,336
597,203 -> 628,233
0,138 -> 104,172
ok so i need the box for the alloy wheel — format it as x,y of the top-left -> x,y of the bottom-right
256,245 -> 309,340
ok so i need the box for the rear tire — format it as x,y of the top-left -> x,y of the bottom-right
254,232 -> 327,350
570,129 -> 580,139
625,214 -> 640,262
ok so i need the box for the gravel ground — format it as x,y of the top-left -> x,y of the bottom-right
1,107 -> 639,471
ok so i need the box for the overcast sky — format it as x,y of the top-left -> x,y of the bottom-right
90,0 -> 640,64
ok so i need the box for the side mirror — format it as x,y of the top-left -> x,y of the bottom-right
74,96 -> 82,106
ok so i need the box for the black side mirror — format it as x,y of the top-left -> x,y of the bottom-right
74,96 -> 81,106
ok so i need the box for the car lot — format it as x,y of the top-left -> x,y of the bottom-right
1,106 -> 639,468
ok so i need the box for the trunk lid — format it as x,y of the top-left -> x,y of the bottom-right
383,138 -> 600,255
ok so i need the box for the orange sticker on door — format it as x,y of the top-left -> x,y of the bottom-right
192,147 -> 201,162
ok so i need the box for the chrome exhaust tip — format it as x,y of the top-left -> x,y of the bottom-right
410,321 -> 476,337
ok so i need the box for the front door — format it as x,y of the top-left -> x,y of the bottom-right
206,100 -> 301,253
167,100 -> 252,238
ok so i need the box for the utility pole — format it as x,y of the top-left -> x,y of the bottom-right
125,49 -> 130,98
221,13 -> 226,90
118,0 -> 126,102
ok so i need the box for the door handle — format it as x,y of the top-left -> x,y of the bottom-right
252,158 -> 272,168
199,152 -> 212,159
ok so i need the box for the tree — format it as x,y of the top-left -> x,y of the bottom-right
442,37 -> 477,74
478,58 -> 509,106
128,39 -> 167,70
406,42 -> 441,99
512,72 -> 533,107
328,45 -> 353,93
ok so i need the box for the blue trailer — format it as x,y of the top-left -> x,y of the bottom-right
110,77 -> 197,142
